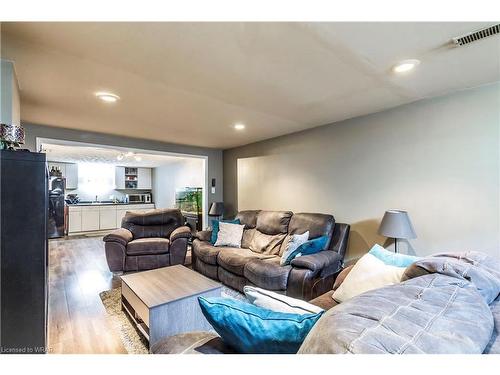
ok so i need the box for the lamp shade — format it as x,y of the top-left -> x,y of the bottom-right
208,202 -> 224,216
378,210 -> 417,239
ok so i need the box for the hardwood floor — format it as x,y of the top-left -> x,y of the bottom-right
48,235 -> 127,354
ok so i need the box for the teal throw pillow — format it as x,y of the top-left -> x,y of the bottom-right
283,235 -> 329,265
211,218 -> 240,244
198,296 -> 323,354
368,244 -> 420,267
280,231 -> 309,266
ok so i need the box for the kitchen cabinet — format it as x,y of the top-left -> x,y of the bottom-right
115,166 -> 125,189
65,163 -> 78,190
115,166 -> 151,189
137,168 -> 152,189
48,162 -> 78,189
68,209 -> 82,233
68,204 -> 155,233
99,208 -> 117,230
81,207 -> 100,231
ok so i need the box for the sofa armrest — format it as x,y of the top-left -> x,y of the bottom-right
291,250 -> 342,277
170,226 -> 192,242
330,223 -> 350,260
103,228 -> 133,246
194,230 -> 212,242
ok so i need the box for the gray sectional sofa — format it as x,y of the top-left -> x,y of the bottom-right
152,251 -> 500,354
192,210 -> 350,300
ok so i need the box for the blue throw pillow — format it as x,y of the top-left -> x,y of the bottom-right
198,297 -> 323,354
283,235 -> 329,265
368,244 -> 421,267
211,218 -> 241,244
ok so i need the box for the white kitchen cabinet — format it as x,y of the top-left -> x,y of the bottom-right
48,162 -> 79,189
65,163 -> 78,190
68,204 -> 155,234
100,207 -> 117,230
116,204 -> 155,227
48,162 -> 66,176
137,168 -> 152,189
81,207 -> 100,231
68,209 -> 82,233
116,209 -> 128,228
115,166 -> 125,189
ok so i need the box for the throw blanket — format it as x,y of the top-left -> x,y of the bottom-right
299,251 -> 500,354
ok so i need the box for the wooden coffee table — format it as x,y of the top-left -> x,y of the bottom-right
120,265 -> 222,352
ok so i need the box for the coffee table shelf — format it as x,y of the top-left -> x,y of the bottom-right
120,265 -> 222,352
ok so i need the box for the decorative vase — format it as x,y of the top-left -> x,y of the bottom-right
0,123 -> 25,150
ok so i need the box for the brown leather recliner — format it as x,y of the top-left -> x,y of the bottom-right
192,210 -> 350,301
103,208 -> 191,272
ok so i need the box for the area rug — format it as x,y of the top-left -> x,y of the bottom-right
99,285 -> 246,354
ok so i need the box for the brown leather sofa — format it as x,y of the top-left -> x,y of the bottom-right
192,210 -> 350,300
103,208 -> 191,272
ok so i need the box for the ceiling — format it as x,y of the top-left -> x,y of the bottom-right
41,141 -> 197,167
2,22 -> 499,149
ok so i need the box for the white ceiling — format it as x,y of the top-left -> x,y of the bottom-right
41,141 -> 194,167
2,22 -> 499,149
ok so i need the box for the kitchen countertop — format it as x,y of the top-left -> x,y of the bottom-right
67,202 -> 155,207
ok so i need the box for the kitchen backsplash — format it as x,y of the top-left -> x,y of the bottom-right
66,163 -> 152,202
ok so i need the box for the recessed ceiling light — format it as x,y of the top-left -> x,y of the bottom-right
392,59 -> 421,74
125,151 -> 134,157
116,154 -> 124,161
134,155 -> 142,161
234,123 -> 245,130
95,92 -> 120,103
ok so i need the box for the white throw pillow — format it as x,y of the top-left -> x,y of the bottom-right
214,222 -> 245,248
280,231 -> 309,266
332,253 -> 406,303
244,286 -> 324,315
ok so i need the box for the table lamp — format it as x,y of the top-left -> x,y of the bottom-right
208,202 -> 224,221
378,210 -> 416,253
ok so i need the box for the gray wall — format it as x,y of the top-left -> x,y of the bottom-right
153,158 -> 204,208
0,60 -> 21,126
224,83 -> 500,260
23,122 -> 224,211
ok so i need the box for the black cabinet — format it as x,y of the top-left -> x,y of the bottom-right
0,150 -> 47,353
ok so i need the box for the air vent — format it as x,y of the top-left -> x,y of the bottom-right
452,24 -> 500,46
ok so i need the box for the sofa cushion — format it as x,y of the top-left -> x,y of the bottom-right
332,253 -> 405,303
286,213 -> 335,251
210,218 -> 241,244
123,209 -> 184,239
369,244 -> 421,267
218,266 -> 252,293
217,248 -> 275,276
249,230 -> 286,255
308,290 -> 338,311
214,222 -> 245,248
126,238 -> 170,256
193,240 -> 227,265
256,211 -> 293,235
244,257 -> 292,291
280,231 -> 309,266
241,228 -> 256,249
236,210 -> 261,229
198,296 -> 323,354
244,286 -> 324,314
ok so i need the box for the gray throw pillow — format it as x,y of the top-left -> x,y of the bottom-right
244,286 -> 324,315
214,222 -> 245,248
280,231 -> 309,266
